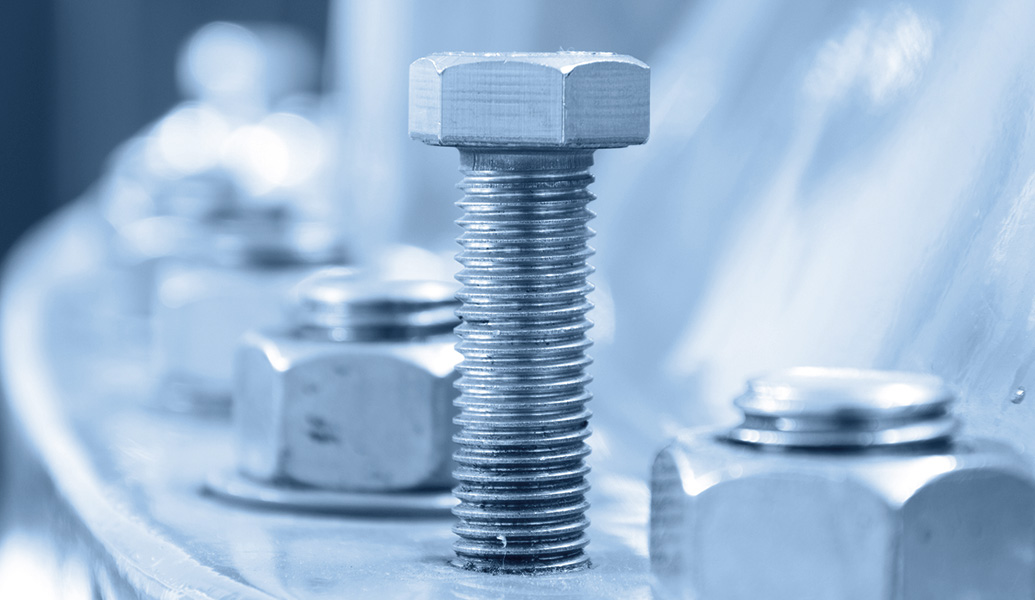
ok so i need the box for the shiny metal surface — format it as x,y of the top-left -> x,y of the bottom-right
409,53 -> 650,148
0,202 -> 653,598
650,371 -> 1035,600
205,468 -> 456,516
410,53 -> 650,573
233,272 -> 462,493
727,367 -> 958,448
587,0 -> 1035,481
8,1 -> 1035,595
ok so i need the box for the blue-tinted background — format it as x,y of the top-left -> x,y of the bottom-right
0,1 -> 330,258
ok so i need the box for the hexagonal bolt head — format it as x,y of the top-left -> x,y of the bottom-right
409,52 -> 649,148
234,274 -> 462,492
649,368 -> 1035,600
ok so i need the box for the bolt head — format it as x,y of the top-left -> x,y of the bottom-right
234,327 -> 460,492
409,52 -> 650,149
650,433 -> 1035,599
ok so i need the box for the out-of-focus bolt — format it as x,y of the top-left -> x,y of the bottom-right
177,21 -> 318,116
650,367 -> 1035,600
234,270 -> 462,492
153,220 -> 347,413
409,52 -> 650,573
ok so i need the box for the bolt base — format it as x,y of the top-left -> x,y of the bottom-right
452,554 -> 591,575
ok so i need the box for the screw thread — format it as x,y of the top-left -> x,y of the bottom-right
451,150 -> 596,573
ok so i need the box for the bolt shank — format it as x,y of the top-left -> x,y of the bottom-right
451,149 -> 596,572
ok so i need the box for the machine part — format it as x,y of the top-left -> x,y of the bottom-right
152,220 -> 348,415
726,367 -> 959,448
410,52 -> 649,573
232,270 -> 462,501
1,201 -> 656,600
649,367 -> 1035,600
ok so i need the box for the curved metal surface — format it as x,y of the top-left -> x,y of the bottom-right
0,202 -> 652,598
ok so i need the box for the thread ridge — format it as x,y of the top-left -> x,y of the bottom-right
451,150 -> 596,573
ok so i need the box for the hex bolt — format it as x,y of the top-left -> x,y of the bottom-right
232,270 -> 462,496
409,52 -> 650,573
650,368 -> 1035,599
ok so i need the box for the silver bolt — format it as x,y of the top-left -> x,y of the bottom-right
409,52 -> 649,573
650,367 -> 1035,599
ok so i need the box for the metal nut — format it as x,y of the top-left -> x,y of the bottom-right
153,261 -> 325,407
152,221 -> 347,410
233,274 -> 461,492
649,368 -> 1035,599
409,52 -> 650,148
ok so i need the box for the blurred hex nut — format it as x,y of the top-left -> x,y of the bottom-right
409,52 -> 649,148
234,271 -> 461,492
153,221 -> 347,411
650,367 -> 1035,600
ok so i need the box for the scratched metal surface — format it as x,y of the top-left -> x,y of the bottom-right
0,202 -> 653,599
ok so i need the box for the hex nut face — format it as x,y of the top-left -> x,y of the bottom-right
235,328 -> 460,492
650,434 -> 1035,600
409,52 -> 650,148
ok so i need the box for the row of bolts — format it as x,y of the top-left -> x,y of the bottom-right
167,49 -> 649,574
109,41 -> 638,573
113,28 -> 1035,593
144,50 -> 654,574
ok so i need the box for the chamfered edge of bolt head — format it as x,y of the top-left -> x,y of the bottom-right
408,52 -> 650,149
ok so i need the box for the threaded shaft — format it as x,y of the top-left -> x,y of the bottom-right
450,150 -> 596,573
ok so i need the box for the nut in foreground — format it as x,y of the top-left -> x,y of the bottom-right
650,367 -> 1035,600
234,271 -> 461,492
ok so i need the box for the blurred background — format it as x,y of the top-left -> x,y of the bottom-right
0,0 -> 690,258
0,1 -> 331,259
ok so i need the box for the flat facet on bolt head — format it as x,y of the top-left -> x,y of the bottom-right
409,52 -> 650,148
